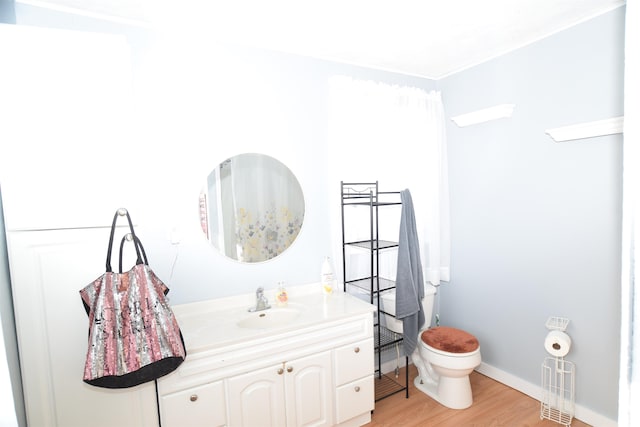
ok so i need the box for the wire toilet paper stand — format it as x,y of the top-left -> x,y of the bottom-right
540,316 -> 575,426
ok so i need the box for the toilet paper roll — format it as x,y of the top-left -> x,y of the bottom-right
544,330 -> 571,357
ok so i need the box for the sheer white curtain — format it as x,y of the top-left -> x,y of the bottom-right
619,1 -> 639,425
328,76 -> 449,286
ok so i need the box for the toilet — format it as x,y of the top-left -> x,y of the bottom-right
380,284 -> 481,409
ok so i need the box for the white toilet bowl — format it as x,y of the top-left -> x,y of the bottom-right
379,285 -> 481,409
412,326 -> 481,409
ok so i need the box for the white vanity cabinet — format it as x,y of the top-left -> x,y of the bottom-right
227,351 -> 333,427
157,291 -> 376,427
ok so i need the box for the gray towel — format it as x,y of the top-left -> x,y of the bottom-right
395,189 -> 425,355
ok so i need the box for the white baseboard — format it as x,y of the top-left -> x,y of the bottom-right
476,362 -> 617,427
380,359 -> 404,376
381,360 -> 617,427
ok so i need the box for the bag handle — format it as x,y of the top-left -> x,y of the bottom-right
118,233 -> 149,273
106,208 -> 143,273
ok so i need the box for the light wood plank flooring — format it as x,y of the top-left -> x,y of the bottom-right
365,365 -> 591,427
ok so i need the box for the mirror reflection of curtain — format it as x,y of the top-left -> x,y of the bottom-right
215,154 -> 303,262
218,159 -> 235,257
205,159 -> 233,256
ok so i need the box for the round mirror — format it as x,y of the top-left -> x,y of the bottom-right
199,153 -> 305,262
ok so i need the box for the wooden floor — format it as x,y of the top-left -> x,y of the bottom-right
365,365 -> 591,427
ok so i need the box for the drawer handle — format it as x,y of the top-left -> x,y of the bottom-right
354,386 -> 361,392
354,347 -> 360,353
277,368 -> 284,375
190,395 -> 198,402
287,366 -> 293,373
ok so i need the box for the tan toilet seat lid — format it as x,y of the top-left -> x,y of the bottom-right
421,326 -> 479,354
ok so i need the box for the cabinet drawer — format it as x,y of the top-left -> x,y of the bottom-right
160,381 -> 226,427
335,375 -> 374,424
334,338 -> 374,386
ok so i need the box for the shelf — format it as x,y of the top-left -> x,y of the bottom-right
341,181 -> 408,401
345,240 -> 398,250
374,329 -> 409,400
546,316 -> 570,331
341,182 -> 401,205
343,200 -> 402,207
375,325 -> 404,351
374,372 -> 408,401
346,277 -> 395,294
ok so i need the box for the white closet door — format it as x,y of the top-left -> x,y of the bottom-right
6,228 -> 158,427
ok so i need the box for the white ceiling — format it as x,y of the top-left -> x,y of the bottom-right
20,0 -> 626,79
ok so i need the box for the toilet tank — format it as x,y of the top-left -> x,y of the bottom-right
380,284 -> 437,333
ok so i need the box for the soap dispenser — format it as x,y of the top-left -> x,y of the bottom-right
321,257 -> 335,295
276,282 -> 288,307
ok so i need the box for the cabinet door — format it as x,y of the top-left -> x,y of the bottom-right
6,229 -> 158,427
284,351 -> 333,427
226,364 -> 287,427
160,381 -> 226,427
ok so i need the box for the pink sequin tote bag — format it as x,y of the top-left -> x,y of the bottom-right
80,208 -> 186,388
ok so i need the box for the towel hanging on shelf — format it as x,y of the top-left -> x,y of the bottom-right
395,189 -> 425,355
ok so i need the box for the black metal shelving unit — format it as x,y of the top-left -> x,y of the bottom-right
340,181 -> 409,401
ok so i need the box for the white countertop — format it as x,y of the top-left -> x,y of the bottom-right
172,284 -> 377,354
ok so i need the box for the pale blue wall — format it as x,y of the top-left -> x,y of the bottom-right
437,7 -> 624,420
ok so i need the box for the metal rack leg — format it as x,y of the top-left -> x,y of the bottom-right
405,355 -> 409,398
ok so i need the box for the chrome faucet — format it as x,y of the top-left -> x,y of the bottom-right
249,287 -> 271,312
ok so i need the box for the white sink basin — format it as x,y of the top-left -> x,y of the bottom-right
236,308 -> 301,329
